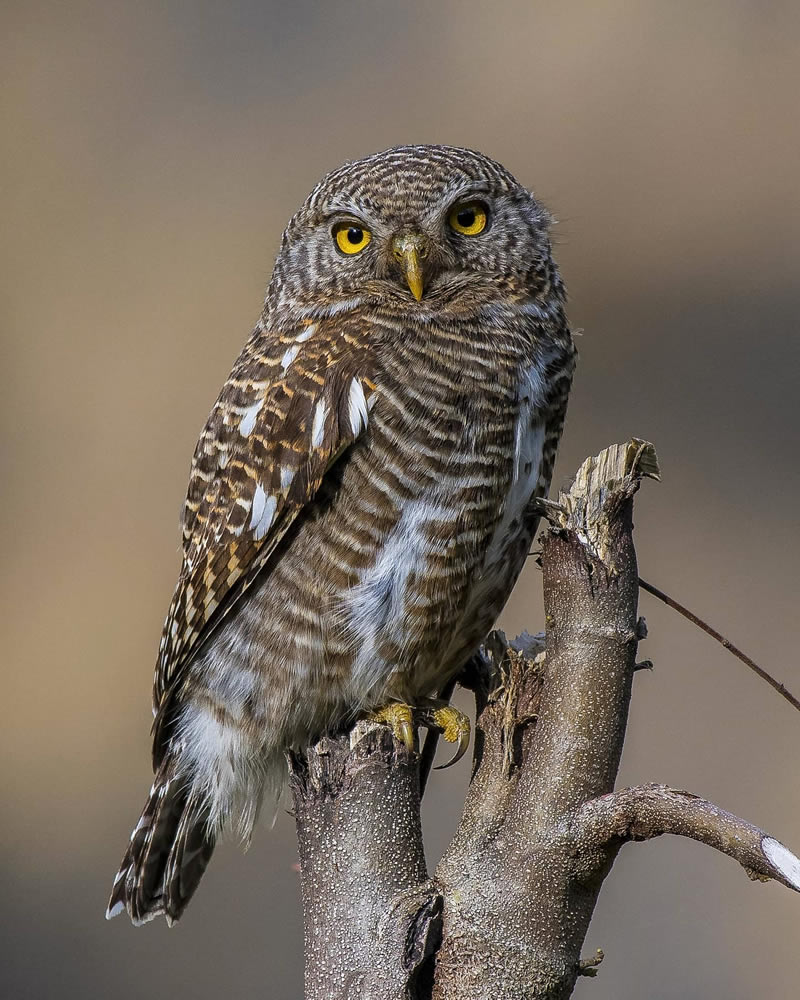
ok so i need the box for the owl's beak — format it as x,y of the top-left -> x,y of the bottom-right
391,233 -> 428,301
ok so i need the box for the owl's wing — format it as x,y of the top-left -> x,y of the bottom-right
152,313 -> 376,737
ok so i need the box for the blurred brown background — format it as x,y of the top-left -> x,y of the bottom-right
2,1 -> 799,997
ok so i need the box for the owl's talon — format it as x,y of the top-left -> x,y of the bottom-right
369,703 -> 416,751
435,726 -> 470,769
398,720 -> 415,752
367,702 -> 470,763
428,705 -> 471,769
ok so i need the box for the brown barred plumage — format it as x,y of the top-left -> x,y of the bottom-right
107,145 -> 575,925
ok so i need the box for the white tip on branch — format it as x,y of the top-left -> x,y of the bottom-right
762,837 -> 800,891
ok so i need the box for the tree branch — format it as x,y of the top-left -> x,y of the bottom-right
517,441 -> 659,822
432,440 -> 659,999
575,783 -> 800,892
289,724 -> 441,1000
288,440 -> 799,1000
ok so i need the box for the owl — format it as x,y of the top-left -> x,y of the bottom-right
107,145 -> 575,925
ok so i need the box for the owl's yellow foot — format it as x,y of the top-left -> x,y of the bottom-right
417,701 -> 471,769
368,701 -> 471,767
370,703 -> 415,751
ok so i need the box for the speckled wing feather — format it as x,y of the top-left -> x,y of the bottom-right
153,314 -> 376,734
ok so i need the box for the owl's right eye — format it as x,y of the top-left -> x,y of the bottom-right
333,222 -> 372,255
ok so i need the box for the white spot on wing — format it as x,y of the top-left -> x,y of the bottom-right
106,901 -> 125,920
253,493 -> 277,541
763,836 -> 800,889
281,344 -> 300,371
280,465 -> 294,492
250,483 -> 266,529
295,323 -> 316,343
238,399 -> 263,437
348,377 -> 369,436
132,813 -> 150,836
311,400 -> 327,449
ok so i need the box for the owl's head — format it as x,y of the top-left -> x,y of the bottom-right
266,145 -> 557,319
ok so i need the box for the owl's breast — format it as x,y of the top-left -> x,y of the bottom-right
182,318 -> 561,755
333,331 -> 552,703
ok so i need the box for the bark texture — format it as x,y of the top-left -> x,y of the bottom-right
289,440 -> 800,1000
289,724 -> 440,1000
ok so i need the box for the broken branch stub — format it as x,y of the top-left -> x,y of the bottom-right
545,438 -> 660,567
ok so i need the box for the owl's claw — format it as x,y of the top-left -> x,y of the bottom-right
368,701 -> 471,766
426,705 -> 471,769
370,703 -> 416,751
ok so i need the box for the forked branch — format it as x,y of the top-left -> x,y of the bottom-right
290,440 -> 799,1000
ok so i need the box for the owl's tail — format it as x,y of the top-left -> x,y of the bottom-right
106,757 -> 215,926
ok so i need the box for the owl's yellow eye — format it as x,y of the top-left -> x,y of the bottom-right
334,222 -> 372,255
448,201 -> 488,236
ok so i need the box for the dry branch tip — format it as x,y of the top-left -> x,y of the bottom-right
546,438 -> 660,566
578,949 -> 605,977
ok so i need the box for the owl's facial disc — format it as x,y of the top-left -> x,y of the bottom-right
391,233 -> 429,301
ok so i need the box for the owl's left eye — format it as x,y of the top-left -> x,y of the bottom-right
448,201 -> 489,236
333,222 -> 372,255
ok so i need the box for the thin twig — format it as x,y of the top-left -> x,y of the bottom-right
638,576 -> 800,714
